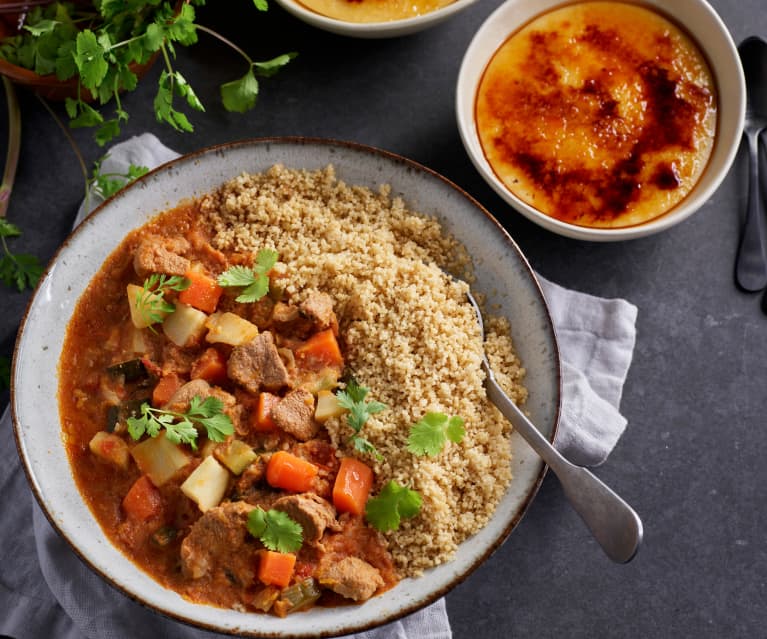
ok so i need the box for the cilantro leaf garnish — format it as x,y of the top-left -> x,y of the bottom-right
126,395 -> 234,450
365,480 -> 422,532
247,507 -> 303,553
135,273 -> 190,327
335,379 -> 386,460
217,248 -> 278,303
89,156 -> 149,201
406,412 -> 466,457
0,219 -> 43,292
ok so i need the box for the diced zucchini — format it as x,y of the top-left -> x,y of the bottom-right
131,431 -> 192,486
181,455 -> 230,512
205,312 -> 259,346
106,358 -> 147,382
214,439 -> 258,475
163,302 -> 208,347
314,389 -> 346,422
89,431 -> 131,469
273,578 -> 321,617
127,283 -> 166,329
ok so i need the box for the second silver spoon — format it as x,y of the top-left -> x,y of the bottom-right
467,290 -> 643,563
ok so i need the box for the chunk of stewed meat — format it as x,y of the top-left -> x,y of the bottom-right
227,332 -> 290,393
133,235 -> 190,278
180,501 -> 256,584
271,389 -> 318,441
272,493 -> 338,544
299,291 -> 338,332
163,378 -> 212,412
316,556 -> 384,602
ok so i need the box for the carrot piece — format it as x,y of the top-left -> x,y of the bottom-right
332,457 -> 374,515
257,550 -> 297,588
178,268 -> 223,314
294,329 -> 343,371
151,373 -> 184,407
190,347 -> 228,385
122,475 -> 163,521
266,451 -> 318,493
252,392 -> 280,432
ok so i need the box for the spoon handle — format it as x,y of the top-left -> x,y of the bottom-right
736,129 -> 767,292
484,375 -> 643,563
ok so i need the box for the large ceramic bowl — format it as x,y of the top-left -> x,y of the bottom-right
456,0 -> 746,241
12,138 -> 560,637
273,0 -> 479,38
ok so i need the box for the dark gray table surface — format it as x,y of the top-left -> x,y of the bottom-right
2,1 -> 765,637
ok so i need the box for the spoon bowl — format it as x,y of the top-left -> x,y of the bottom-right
465,289 -> 643,563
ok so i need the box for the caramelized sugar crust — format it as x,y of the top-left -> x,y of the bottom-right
476,1 -> 717,228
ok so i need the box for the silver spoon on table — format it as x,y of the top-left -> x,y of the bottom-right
466,290 -> 643,563
735,36 -> 767,292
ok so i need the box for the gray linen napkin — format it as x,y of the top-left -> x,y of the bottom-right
0,134 -> 638,639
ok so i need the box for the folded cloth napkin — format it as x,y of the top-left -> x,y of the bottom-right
0,134 -> 638,639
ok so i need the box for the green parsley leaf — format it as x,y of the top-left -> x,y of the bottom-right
74,30 -> 108,91
134,273 -> 190,327
0,220 -> 43,291
247,507 -> 303,553
23,19 -> 60,37
406,412 -> 466,457
217,248 -> 278,303
365,480 -> 422,532
220,68 -> 259,114
90,157 -> 149,200
253,0 -> 269,10
0,355 -> 10,392
253,52 -> 297,78
126,396 -> 234,450
335,379 -> 386,460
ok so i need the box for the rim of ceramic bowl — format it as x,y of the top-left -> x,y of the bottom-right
11,137 -> 561,637
272,0 -> 479,38
456,0 -> 746,242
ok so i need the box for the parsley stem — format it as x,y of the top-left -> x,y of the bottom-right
195,24 -> 253,66
0,77 -> 21,219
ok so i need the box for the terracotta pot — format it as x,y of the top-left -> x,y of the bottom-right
0,0 -> 160,101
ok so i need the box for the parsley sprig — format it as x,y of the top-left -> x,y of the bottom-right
135,273 -> 189,327
89,157 -> 149,201
335,379 -> 387,459
217,248 -> 278,303
126,395 -> 234,450
247,507 -> 303,553
365,480 -> 422,533
0,2 -> 295,145
0,219 -> 43,292
406,412 -> 466,457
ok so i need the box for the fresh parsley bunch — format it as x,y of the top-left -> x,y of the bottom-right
0,219 -> 43,291
0,1 -> 295,145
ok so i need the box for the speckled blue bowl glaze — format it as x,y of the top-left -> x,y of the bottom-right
12,138 -> 560,638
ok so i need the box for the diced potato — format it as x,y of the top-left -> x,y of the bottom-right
89,431 -> 131,469
314,389 -> 346,422
131,432 -> 192,486
181,455 -> 230,512
129,326 -> 148,354
214,439 -> 258,475
127,283 -> 166,329
205,312 -> 259,346
163,302 -> 208,347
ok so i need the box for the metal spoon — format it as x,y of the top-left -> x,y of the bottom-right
466,290 -> 642,563
735,36 -> 767,292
